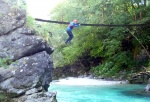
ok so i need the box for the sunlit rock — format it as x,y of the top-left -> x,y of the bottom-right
145,78 -> 150,92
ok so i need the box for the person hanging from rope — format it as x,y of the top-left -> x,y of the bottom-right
65,19 -> 80,44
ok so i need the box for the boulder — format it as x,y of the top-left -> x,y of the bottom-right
145,84 -> 150,91
12,91 -> 57,102
0,27 -> 53,60
0,51 -> 53,96
145,78 -> 150,92
0,0 -> 55,102
128,71 -> 150,84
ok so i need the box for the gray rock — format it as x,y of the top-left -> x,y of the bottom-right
145,84 -> 150,92
25,87 -> 42,95
145,78 -> 150,92
0,51 -> 53,96
0,27 -> 54,60
128,72 -> 150,84
0,0 -> 26,35
13,92 -> 57,102
0,1 -> 55,102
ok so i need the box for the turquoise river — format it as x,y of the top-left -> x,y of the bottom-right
49,78 -> 150,102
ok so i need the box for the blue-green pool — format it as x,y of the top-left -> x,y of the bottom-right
49,84 -> 150,102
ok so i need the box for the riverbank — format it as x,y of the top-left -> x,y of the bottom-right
51,77 -> 128,86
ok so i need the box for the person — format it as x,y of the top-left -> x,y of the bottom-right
65,19 -> 80,44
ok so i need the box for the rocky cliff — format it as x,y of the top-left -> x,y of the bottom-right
0,0 -> 56,101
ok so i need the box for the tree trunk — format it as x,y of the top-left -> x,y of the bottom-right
140,12 -> 142,20
144,0 -> 147,6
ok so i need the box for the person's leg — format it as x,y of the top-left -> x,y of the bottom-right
65,30 -> 74,44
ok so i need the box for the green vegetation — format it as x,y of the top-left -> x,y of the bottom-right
32,0 -> 150,77
0,58 -> 13,68
0,94 -> 11,102
26,16 -> 52,44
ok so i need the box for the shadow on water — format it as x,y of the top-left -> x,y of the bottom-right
121,89 -> 150,97
109,84 -> 150,98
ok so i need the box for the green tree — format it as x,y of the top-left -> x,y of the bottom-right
46,0 -> 150,76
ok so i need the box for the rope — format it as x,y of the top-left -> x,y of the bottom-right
35,18 -> 150,27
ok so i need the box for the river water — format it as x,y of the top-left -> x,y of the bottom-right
49,78 -> 150,102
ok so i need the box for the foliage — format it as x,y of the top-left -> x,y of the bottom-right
26,16 -> 35,29
26,16 -> 52,44
34,0 -> 150,77
92,51 -> 136,77
0,58 -> 13,68
0,94 -> 11,102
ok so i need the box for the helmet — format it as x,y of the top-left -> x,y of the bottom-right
73,19 -> 78,23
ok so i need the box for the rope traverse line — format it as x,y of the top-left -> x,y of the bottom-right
35,18 -> 150,27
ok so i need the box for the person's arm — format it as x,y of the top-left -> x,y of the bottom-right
75,23 -> 80,27
69,22 -> 80,28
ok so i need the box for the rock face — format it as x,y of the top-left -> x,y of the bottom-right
53,56 -> 103,80
0,51 -> 53,95
0,0 -> 55,101
53,61 -> 86,80
0,0 -> 26,35
0,27 -> 53,61
128,71 -> 150,84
